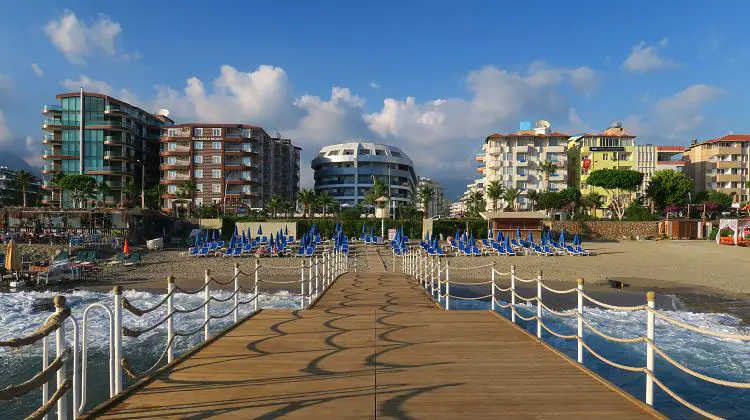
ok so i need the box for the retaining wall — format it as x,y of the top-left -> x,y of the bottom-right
550,221 -> 659,240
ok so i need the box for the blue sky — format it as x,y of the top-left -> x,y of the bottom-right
0,1 -> 748,197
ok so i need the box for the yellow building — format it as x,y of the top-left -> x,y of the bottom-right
568,122 -> 637,214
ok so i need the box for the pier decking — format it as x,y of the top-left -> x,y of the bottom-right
86,258 -> 661,418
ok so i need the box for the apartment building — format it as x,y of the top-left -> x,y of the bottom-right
160,124 -> 300,211
684,134 -> 750,203
416,176 -> 445,217
41,90 -> 173,207
482,120 -> 569,210
634,145 -> 687,196
0,166 -> 41,205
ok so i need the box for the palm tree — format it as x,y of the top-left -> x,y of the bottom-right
13,170 -> 36,207
265,196 -> 282,218
417,185 -> 435,217
538,161 -> 558,190
465,191 -> 486,218
51,172 -> 66,208
317,192 -> 336,217
71,181 -> 97,208
122,180 -> 135,206
297,188 -> 317,218
97,179 -> 111,205
363,178 -> 389,218
502,187 -> 523,211
150,183 -> 167,210
584,191 -> 605,217
526,189 -> 539,211
485,181 -> 504,211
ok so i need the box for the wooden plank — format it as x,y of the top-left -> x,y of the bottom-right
89,272 -> 663,419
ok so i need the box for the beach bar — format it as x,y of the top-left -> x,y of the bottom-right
479,211 -> 550,242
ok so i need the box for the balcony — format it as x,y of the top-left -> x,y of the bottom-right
516,173 -> 529,180
164,173 -> 191,182
160,160 -> 190,170
107,181 -> 123,189
42,105 -> 62,114
88,167 -> 127,175
226,177 -> 252,184
716,160 -> 742,169
487,160 -> 502,169
513,145 -> 531,153
545,145 -> 565,153
41,165 -> 62,174
475,155 -> 484,162
42,119 -> 77,130
517,159 -> 529,166
104,151 -> 131,161
711,147 -> 743,156
485,146 -> 503,155
716,174 -> 742,182
86,120 -> 133,130
104,136 -> 134,147
42,133 -> 61,144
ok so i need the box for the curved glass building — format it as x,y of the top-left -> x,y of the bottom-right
312,142 -> 417,207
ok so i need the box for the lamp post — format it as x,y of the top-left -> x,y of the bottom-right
136,160 -> 145,209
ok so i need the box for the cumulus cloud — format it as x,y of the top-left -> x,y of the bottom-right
654,84 -> 723,136
0,111 -> 44,167
370,82 -> 381,89
44,10 -> 137,64
31,63 -> 44,77
622,39 -> 678,73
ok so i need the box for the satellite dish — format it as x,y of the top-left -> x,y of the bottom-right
155,109 -> 170,117
536,120 -> 551,129
611,121 -> 622,128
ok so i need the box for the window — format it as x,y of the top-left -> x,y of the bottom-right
212,156 -> 221,164
242,185 -> 251,193
195,197 -> 203,206
193,141 -> 203,150
242,171 -> 250,179
168,143 -> 176,151
602,154 -> 608,160
194,128 -> 203,137
212,141 -> 222,150
375,150 -> 386,156
360,149 -> 371,155
194,169 -> 203,178
242,157 -> 251,166
211,128 -> 221,137
193,155 -> 203,164
196,183 -> 204,192
343,149 -> 354,155
212,169 -> 221,178
167,185 -> 177,194
391,151 -> 401,157
242,144 -> 251,152
168,170 -> 177,180
167,157 -> 176,165
212,184 -> 221,193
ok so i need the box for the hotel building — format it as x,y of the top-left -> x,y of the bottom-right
160,124 -> 300,211
41,90 -> 173,207
634,145 -> 687,196
482,120 -> 569,210
311,142 -> 417,208
684,134 -> 750,203
0,166 -> 41,205
416,176 -> 445,217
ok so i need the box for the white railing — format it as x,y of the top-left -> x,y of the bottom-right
401,249 -> 750,420
0,249 -> 354,419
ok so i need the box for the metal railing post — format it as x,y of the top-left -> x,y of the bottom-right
430,256 -> 435,298
113,286 -> 123,395
234,263 -> 240,323
510,265 -> 516,323
204,270 -> 211,341
437,257 -> 442,305
646,291 -> 656,406
300,260 -> 306,309
315,256 -> 320,298
491,262 -> 496,312
537,270 -> 543,339
308,257 -> 313,293
254,258 -> 260,312
54,296 -> 68,420
577,278 -> 584,364
167,276 -> 174,363
445,262 -> 450,311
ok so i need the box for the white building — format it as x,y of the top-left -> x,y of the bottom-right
416,177 -> 445,217
449,201 -> 465,218
635,144 -> 687,197
481,120 -> 569,210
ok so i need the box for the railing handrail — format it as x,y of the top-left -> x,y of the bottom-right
400,249 -> 749,419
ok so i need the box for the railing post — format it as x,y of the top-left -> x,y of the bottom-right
167,276 -> 174,363
510,265 -> 516,323
204,270 -> 210,341
315,256 -> 320,298
54,296 -> 68,420
577,278 -> 584,364
445,262 -> 450,311
254,258 -> 260,312
491,262 -> 496,312
113,285 -> 123,395
234,263 -> 240,323
646,291 -> 656,406
430,256 -> 435,298
300,260 -> 306,309
308,258 -> 314,302
537,270 -> 543,339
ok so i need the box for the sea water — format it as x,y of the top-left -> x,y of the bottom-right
2,291 -> 749,419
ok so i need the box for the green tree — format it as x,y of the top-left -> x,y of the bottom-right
485,181 -> 504,211
645,170 -> 693,211
97,179 -> 111,205
149,183 -> 167,210
13,170 -> 36,207
586,169 -> 644,220
559,187 -> 582,214
502,187 -> 523,211
58,174 -> 98,208
537,191 -> 565,216
417,184 -> 435,216
583,191 -> 604,217
538,161 -> 558,190
465,191 -> 486,217
317,192 -> 336,217
51,172 -> 66,208
265,196 -> 282,218
526,190 -> 539,211
363,178 -> 389,218
297,188 -> 317,218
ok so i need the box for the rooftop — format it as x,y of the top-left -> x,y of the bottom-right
687,133 -> 750,149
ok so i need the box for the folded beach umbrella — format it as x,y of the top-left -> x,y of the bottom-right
285,225 -> 289,236
527,231 -> 534,244
241,231 -> 247,244
516,227 -> 522,239
559,230 -> 565,244
469,232 -> 474,245
228,234 -> 235,249
504,235 -> 510,249
454,230 -> 459,241
573,233 -> 580,246
499,231 -> 504,242
205,229 -> 211,244
495,230 -> 502,242
211,229 -> 217,241
362,224 -> 366,234
257,225 -> 263,235
269,233 -> 274,245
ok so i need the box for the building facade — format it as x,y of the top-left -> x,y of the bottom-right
0,166 -> 41,206
634,145 -> 687,196
311,142 -> 417,208
684,134 -> 750,204
482,120 -> 569,210
160,124 -> 300,211
41,89 -> 173,207
416,176 -> 445,217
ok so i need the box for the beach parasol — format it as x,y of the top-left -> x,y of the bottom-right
495,230 -> 502,242
527,231 -> 533,244
257,225 -> 263,235
573,233 -> 581,246
205,229 -> 210,244
504,234 -> 510,249
285,225 -> 289,236
270,233 -> 274,245
516,227 -> 522,239
212,229 -> 217,242
4,239 -> 21,272
233,225 -> 239,238
123,239 -> 130,255
241,231 -> 247,244
454,230 -> 459,241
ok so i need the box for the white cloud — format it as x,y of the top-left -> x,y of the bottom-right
370,82 -> 381,89
623,40 -> 678,73
31,63 -> 44,77
0,111 -> 44,167
44,10 -> 136,64
59,75 -> 141,107
0,111 -> 10,143
654,84 -> 723,136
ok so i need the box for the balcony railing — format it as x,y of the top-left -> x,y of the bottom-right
105,136 -> 134,145
86,120 -> 133,129
42,105 -> 62,113
43,118 -> 77,126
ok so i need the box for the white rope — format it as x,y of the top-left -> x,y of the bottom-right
493,283 -> 512,292
650,374 -> 721,420
580,317 -> 645,343
257,278 -> 305,284
512,290 -> 538,302
579,291 -> 646,312
539,283 -> 577,294
651,341 -> 750,388
493,298 -> 512,308
449,263 -> 495,270
447,279 -> 494,285
448,294 -> 493,300
578,338 -> 645,372
511,306 -> 537,322
173,283 -> 209,295
492,268 -> 511,276
538,301 -> 577,317
512,275 -> 537,283
647,307 -> 750,341
539,319 -> 577,339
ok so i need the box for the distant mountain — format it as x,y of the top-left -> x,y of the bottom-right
0,151 -> 40,176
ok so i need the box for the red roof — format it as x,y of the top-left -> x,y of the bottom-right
702,134 -> 750,143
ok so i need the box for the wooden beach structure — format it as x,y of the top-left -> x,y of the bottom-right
480,210 -> 550,242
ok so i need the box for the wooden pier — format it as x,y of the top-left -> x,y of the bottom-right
84,254 -> 661,418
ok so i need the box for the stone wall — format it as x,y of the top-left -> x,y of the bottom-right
550,220 -> 659,240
